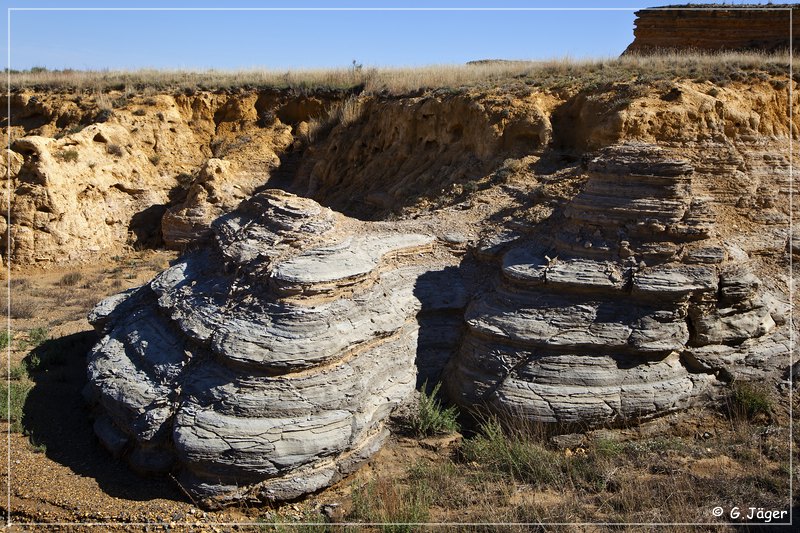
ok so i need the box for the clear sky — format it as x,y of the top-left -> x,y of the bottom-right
1,0 -> 794,71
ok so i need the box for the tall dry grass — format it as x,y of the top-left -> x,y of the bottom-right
5,51 -> 791,95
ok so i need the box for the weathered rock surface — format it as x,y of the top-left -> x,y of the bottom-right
85,189 -> 455,507
624,5 -> 800,54
2,91 -> 297,264
445,143 -> 788,427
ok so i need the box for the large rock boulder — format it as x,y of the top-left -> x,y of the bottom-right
445,143 -> 787,427
85,190 -> 442,507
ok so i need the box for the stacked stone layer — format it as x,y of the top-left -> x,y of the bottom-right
86,190 -> 439,506
624,5 -> 800,54
445,143 -> 786,427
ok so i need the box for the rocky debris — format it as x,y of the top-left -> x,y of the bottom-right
445,143 -> 787,428
84,189 -> 465,507
624,5 -> 800,54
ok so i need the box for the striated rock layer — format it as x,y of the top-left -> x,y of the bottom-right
624,5 -> 800,54
445,143 -> 787,427
84,189 -> 458,507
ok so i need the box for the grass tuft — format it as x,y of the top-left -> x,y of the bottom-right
727,381 -> 773,421
0,380 -> 32,433
460,418 -> 563,487
409,381 -> 460,437
57,272 -> 83,287
349,477 -> 431,533
56,149 -> 79,163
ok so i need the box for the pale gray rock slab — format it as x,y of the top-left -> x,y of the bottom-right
476,229 -> 521,260
719,265 -> 761,304
488,353 -> 705,425
683,245 -> 726,264
212,190 -> 337,267
466,289 -> 687,354
270,233 -> 433,295
210,268 -> 421,370
545,258 -> 625,291
502,246 -> 548,285
87,288 -> 138,330
632,264 -> 717,297
692,305 -> 776,346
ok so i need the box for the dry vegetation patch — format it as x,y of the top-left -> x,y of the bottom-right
7,51 -> 791,95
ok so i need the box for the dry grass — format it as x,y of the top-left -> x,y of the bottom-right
6,51 -> 791,95
57,272 -> 83,287
0,296 -> 39,319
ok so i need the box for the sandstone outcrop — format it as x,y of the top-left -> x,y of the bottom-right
4,75 -> 794,266
2,92 -> 295,264
624,5 -> 800,54
445,143 -> 787,427
292,93 -> 556,216
84,190 -> 459,507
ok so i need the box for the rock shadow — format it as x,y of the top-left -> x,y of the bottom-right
412,265 -> 468,393
128,204 -> 168,250
21,331 -> 184,503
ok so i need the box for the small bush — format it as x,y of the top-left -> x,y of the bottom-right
106,143 -> 124,157
727,382 -> 773,421
57,271 -> 83,287
409,381 -> 460,437
18,327 -> 49,352
460,418 -> 563,486
132,108 -> 147,116
149,154 -> 161,165
0,330 -> 11,350
0,380 -> 32,433
57,149 -> 79,163
9,363 -> 28,381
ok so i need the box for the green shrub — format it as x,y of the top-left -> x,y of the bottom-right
9,363 -> 28,381
460,418 -> 563,486
0,330 -> 11,350
409,381 -> 459,437
0,380 -> 32,433
728,382 -> 773,421
17,327 -> 49,352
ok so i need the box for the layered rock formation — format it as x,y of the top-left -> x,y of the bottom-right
85,190 -> 450,507
624,5 -> 800,54
445,143 -> 787,427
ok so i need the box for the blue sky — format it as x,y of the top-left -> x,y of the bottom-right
1,1 -> 794,71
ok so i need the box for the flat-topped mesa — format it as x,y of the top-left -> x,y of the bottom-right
624,5 -> 800,54
84,189 -> 443,507
445,143 -> 785,428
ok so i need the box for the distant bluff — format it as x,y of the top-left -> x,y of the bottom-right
624,4 -> 800,54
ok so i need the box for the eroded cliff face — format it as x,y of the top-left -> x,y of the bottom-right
624,5 -> 800,54
2,77 -> 795,265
